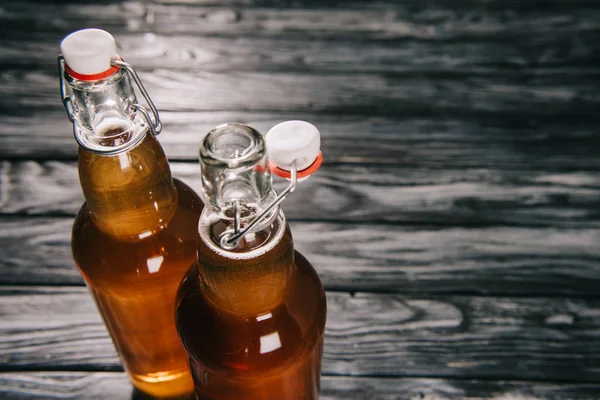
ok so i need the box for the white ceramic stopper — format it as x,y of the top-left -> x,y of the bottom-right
266,121 -> 321,171
61,29 -> 117,75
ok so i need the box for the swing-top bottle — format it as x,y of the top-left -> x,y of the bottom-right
60,28 -> 203,398
175,122 -> 327,399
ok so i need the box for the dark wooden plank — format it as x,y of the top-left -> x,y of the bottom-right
2,112 -> 600,172
2,287 -> 600,381
3,161 -> 600,227
320,377 -> 600,400
1,115 -> 598,172
2,216 -> 599,296
3,67 -> 598,119
3,0 -> 600,42
2,372 -> 600,400
4,30 -> 600,75
0,372 -> 133,400
0,218 -> 600,296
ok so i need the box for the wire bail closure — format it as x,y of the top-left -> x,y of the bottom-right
111,59 -> 162,137
218,161 -> 299,250
58,55 -> 162,155
58,56 -> 75,123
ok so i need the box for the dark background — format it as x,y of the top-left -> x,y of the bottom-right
1,0 -> 600,398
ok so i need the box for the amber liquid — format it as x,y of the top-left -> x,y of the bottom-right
176,224 -> 327,400
72,136 -> 203,398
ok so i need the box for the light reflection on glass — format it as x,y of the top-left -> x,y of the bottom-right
118,152 -> 131,169
259,331 -> 281,354
256,312 -> 272,322
147,254 -> 164,274
138,230 -> 153,239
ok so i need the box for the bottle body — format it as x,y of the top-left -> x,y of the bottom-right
176,217 -> 326,400
72,135 -> 203,398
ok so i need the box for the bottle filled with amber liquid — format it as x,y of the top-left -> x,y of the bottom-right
59,29 -> 203,398
175,122 -> 327,399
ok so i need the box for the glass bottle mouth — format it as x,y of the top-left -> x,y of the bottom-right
200,124 -> 266,168
198,123 -> 274,222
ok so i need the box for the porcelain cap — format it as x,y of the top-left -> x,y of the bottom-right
61,29 -> 117,75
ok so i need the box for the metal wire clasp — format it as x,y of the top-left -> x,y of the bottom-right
57,55 -> 162,137
111,59 -> 162,137
219,161 -> 299,250
57,56 -> 75,122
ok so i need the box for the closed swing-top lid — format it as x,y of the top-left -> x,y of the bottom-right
61,28 -> 118,77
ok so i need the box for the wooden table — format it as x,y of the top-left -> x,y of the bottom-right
1,1 -> 599,398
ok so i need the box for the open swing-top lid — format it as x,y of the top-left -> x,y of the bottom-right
265,120 -> 323,179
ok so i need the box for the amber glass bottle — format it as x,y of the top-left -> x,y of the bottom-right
175,124 -> 327,400
60,29 -> 202,398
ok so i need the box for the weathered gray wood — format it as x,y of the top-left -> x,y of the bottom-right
4,28 -> 600,75
2,287 -> 600,381
3,0 -> 600,42
3,113 -> 600,170
0,373 -> 133,400
2,0 -> 600,395
3,67 -> 598,119
2,2 -> 598,166
2,372 -> 600,400
3,161 -> 600,227
320,377 -> 600,400
2,216 -> 599,295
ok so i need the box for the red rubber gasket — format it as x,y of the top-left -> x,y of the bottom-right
64,55 -> 122,81
269,151 -> 323,179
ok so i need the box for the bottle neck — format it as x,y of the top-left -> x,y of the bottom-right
64,66 -> 148,154
198,211 -> 295,316
68,67 -> 176,240
79,134 -> 177,240
196,124 -> 295,315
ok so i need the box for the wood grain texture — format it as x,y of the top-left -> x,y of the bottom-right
2,0 -> 599,85
1,2 -> 599,165
2,216 -> 599,295
3,161 -> 600,227
3,112 -> 600,172
4,33 -> 599,76
2,67 -> 598,120
2,0 -> 600,395
3,0 -> 600,42
2,372 -> 600,400
3,287 -> 600,381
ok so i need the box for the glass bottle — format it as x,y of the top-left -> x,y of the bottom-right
60,29 -> 202,398
175,123 -> 327,400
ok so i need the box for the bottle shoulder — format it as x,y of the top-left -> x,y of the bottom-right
72,179 -> 204,285
73,178 -> 202,239
287,250 -> 327,328
175,251 -> 326,375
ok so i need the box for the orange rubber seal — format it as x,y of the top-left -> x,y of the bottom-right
269,151 -> 323,179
